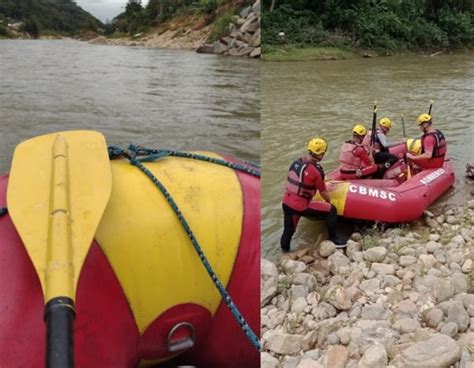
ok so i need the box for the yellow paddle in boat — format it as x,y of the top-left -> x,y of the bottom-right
7,131 -> 112,368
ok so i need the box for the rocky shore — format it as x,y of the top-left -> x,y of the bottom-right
261,201 -> 474,368
89,1 -> 260,58
197,0 -> 260,58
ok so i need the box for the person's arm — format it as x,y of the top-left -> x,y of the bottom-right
314,170 -> 331,203
355,146 -> 373,165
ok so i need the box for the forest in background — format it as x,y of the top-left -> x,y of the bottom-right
263,0 -> 474,52
0,0 -> 101,37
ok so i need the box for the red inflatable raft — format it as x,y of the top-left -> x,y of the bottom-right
318,142 -> 455,223
0,135 -> 259,368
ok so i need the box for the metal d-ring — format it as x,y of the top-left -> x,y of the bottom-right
167,322 -> 195,353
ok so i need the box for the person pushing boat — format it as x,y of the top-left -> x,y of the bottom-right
339,124 -> 379,179
280,138 -> 346,252
407,113 -> 447,170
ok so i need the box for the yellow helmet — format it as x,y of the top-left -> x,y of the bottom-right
379,117 -> 392,128
307,138 -> 328,155
407,138 -> 422,155
352,124 -> 367,136
417,113 -> 432,125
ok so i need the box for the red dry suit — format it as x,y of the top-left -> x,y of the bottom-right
416,129 -> 447,169
339,141 -> 378,179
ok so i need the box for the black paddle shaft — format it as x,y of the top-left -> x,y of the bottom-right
44,297 -> 75,368
370,104 -> 377,148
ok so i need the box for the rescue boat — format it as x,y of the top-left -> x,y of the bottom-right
317,140 -> 455,223
0,132 -> 259,367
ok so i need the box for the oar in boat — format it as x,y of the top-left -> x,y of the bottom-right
7,131 -> 112,368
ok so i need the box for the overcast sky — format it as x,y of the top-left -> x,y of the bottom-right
75,0 -> 149,23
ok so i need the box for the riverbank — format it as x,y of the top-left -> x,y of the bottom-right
263,44 -> 474,62
88,1 -> 260,58
261,201 -> 474,367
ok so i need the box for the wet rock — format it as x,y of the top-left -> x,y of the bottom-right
359,344 -> 388,368
395,334 -> 461,368
363,247 -> 388,263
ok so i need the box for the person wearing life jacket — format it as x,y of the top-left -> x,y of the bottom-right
281,138 -> 346,253
406,113 -> 447,169
339,124 -> 379,180
362,117 -> 399,176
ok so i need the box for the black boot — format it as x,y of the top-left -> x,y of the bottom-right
329,235 -> 347,248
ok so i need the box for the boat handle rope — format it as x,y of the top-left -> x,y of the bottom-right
108,145 -> 261,352
125,144 -> 261,177
0,207 -> 7,217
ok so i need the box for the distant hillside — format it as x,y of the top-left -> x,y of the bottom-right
0,0 -> 102,35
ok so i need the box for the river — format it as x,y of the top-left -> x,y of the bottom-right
0,39 -> 260,174
262,52 -> 474,259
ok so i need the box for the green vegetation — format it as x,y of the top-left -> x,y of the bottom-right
0,0 -> 102,37
207,10 -> 233,43
263,0 -> 474,58
263,45 -> 355,61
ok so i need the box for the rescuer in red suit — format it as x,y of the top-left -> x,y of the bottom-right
406,113 -> 447,170
339,124 -> 379,180
281,138 -> 346,252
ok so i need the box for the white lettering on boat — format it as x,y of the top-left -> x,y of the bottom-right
349,184 -> 396,202
420,169 -> 445,185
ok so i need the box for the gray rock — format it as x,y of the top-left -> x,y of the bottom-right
394,300 -> 417,315
252,0 -> 261,15
451,273 -> 468,294
296,359 -> 320,368
396,334 -> 461,368
240,6 -> 252,18
319,240 -> 336,258
267,310 -> 286,329
290,285 -> 309,302
462,259 -> 473,273
282,259 -> 307,274
447,302 -> 470,332
446,215 -> 457,224
440,322 -> 458,337
293,273 -> 317,292
291,297 -> 308,314
326,286 -> 352,311
250,47 -> 261,58
361,304 -> 387,321
364,247 -> 388,263
371,263 -> 395,275
240,15 -> 259,34
266,331 -> 304,355
328,252 -> 350,274
360,279 -> 381,293
282,357 -> 300,368
423,308 -> 443,328
249,27 -> 261,47
261,352 -> 280,368
327,333 -> 340,345
262,259 -> 279,279
336,327 -> 351,345
393,318 -> 420,334
434,279 -> 455,302
399,255 -> 417,266
358,344 -> 388,368
313,302 -> 337,320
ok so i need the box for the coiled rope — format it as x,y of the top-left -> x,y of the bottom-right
108,145 -> 261,351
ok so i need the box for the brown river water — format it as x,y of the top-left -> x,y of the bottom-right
262,52 -> 474,260
0,39 -> 260,174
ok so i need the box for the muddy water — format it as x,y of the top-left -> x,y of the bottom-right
262,52 -> 474,259
0,39 -> 260,174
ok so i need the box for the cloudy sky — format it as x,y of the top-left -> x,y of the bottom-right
75,0 -> 149,23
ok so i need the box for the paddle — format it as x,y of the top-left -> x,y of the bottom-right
369,101 -> 377,157
7,131 -> 112,368
400,113 -> 407,138
428,99 -> 434,115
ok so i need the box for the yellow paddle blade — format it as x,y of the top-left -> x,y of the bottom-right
7,131 -> 112,302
